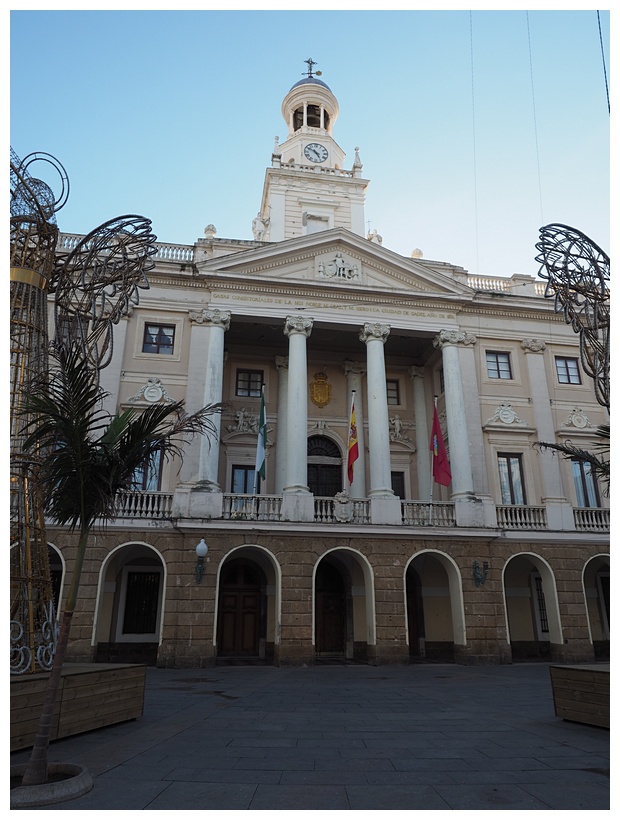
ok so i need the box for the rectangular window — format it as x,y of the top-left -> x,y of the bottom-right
486,351 -> 512,379
232,465 -> 259,494
386,379 -> 400,405
555,356 -> 581,384
121,571 -> 161,635
571,460 -> 600,507
131,450 -> 163,492
236,370 -> 263,397
391,472 -> 405,499
497,453 -> 526,505
142,324 -> 175,355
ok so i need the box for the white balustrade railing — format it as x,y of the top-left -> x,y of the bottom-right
497,505 -> 547,530
222,494 -> 282,521
573,507 -> 610,532
152,242 -> 194,263
401,501 -> 456,527
313,497 -> 370,524
114,491 -> 173,519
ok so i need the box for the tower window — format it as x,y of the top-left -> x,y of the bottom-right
306,104 -> 321,128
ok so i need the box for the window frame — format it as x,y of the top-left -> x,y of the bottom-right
231,464 -> 259,495
386,379 -> 401,406
115,565 -> 164,643
571,459 -> 600,508
142,323 -> 176,356
497,452 -> 527,505
131,449 -> 164,492
486,350 -> 513,380
235,369 -> 264,398
555,356 -> 582,385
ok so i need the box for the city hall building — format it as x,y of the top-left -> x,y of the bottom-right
48,68 -> 609,669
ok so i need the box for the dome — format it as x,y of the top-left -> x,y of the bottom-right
289,77 -> 332,92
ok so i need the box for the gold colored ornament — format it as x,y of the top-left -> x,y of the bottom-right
310,371 -> 331,408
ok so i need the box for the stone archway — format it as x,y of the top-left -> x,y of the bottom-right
503,553 -> 562,661
583,554 -> 610,659
405,551 -> 466,662
215,546 -> 280,664
93,542 -> 166,666
313,548 -> 375,663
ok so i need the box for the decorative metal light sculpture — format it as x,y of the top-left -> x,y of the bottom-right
10,148 -> 158,674
535,224 -> 610,410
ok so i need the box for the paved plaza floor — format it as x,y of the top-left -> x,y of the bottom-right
11,662 -> 610,811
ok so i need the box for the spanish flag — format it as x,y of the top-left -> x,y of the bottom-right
347,391 -> 359,484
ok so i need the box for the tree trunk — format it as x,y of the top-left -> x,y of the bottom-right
20,608 -> 74,786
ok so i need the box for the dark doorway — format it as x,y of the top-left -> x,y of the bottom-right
406,566 -> 425,658
217,560 -> 265,658
315,561 -> 346,656
308,435 -> 342,497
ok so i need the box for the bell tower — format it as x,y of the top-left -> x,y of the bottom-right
257,60 -> 369,242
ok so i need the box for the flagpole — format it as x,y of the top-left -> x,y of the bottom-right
429,395 -> 438,525
345,389 -> 356,492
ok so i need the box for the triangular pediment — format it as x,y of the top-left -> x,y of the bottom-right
195,229 -> 471,297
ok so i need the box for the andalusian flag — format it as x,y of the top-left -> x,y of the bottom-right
430,403 -> 451,487
347,391 -> 359,485
254,386 -> 266,492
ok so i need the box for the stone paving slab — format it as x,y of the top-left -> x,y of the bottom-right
11,662 -> 610,811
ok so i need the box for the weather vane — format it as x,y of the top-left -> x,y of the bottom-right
303,58 -> 322,78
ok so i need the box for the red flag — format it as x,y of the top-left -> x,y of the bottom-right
430,405 -> 452,487
347,393 -> 359,484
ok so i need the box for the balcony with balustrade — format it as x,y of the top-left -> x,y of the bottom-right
106,490 -> 609,534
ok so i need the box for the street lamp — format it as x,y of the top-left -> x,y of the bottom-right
195,538 -> 208,583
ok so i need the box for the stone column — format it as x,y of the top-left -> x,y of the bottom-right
274,355 -> 289,494
433,329 -> 495,527
172,308 -> 230,520
522,338 -> 574,529
281,316 -> 314,522
409,366 -> 431,501
344,361 -> 367,498
360,323 -> 401,524
99,309 -> 131,419
432,330 -> 476,498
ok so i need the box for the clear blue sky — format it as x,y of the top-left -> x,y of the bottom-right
10,5 -> 610,278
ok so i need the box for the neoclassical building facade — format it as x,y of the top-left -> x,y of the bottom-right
48,67 -> 609,669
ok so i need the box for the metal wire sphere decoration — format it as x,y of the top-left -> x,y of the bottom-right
535,224 -> 610,410
10,149 -> 67,674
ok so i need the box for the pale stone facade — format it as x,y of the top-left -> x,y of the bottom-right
48,68 -> 609,669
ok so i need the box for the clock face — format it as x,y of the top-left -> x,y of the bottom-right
304,143 -> 328,163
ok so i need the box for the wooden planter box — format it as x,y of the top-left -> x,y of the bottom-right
11,663 -> 146,752
549,664 -> 609,728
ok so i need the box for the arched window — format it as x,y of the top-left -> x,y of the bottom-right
307,436 -> 342,497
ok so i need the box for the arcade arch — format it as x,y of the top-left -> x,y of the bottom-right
583,554 -> 610,659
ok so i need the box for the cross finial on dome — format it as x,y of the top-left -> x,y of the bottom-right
304,58 -> 320,78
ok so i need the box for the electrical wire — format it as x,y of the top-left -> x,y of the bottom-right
597,10 -> 610,115
526,11 -> 545,228
469,12 -> 480,274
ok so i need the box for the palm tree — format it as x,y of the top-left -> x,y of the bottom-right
18,342 -> 223,787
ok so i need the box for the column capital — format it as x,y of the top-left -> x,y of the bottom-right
433,329 -> 476,350
284,315 -> 313,338
189,308 -> 231,330
521,338 -> 547,354
409,365 -> 425,380
343,360 -> 366,377
359,322 -> 390,344
275,355 -> 289,370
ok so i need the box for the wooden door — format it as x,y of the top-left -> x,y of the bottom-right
217,562 -> 261,657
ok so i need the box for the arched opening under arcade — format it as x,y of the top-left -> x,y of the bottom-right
314,548 -> 375,664
583,554 -> 610,660
405,550 -> 466,663
503,553 -> 562,662
93,542 -> 166,666
215,546 -> 280,665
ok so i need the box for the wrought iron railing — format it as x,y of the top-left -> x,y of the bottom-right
573,507 -> 610,532
497,505 -> 547,530
401,501 -> 456,527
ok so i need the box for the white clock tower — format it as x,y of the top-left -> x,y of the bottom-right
256,59 -> 369,242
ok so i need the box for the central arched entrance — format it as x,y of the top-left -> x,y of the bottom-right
315,560 -> 347,656
217,558 -> 267,660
